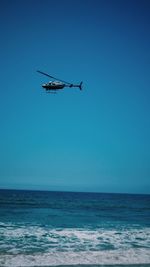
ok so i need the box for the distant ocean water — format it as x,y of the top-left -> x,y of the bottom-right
0,189 -> 150,267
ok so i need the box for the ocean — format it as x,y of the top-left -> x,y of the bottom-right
0,189 -> 150,267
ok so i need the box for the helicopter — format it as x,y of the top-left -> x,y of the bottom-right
37,70 -> 83,93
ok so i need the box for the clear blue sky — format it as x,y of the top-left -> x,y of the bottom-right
0,0 -> 150,194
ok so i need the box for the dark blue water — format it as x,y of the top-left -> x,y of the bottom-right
0,189 -> 150,266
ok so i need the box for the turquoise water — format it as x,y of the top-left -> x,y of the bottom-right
0,189 -> 150,266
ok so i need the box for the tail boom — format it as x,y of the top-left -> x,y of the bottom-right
69,82 -> 83,90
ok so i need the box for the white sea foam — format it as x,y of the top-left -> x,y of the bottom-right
0,223 -> 150,253
0,248 -> 150,266
0,222 -> 150,266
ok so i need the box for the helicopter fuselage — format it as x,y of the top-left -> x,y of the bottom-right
42,81 -> 65,90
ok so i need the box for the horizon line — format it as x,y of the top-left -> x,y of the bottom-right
0,187 -> 149,196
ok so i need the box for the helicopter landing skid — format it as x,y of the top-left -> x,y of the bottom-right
46,91 -> 57,94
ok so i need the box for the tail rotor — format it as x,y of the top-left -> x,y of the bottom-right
79,81 -> 83,90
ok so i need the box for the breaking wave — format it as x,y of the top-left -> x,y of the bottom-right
0,222 -> 150,266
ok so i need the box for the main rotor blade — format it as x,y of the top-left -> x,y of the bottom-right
37,70 -> 72,85
37,70 -> 53,79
